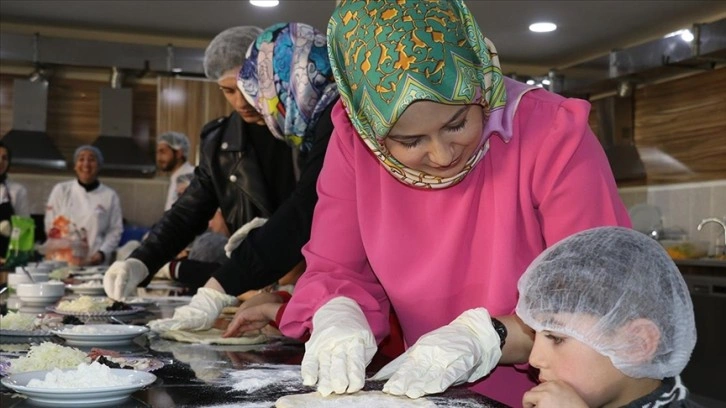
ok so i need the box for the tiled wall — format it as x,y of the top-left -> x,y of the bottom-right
10,173 -> 726,253
10,173 -> 169,228
618,179 -> 726,253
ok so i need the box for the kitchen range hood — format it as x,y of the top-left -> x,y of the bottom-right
1,79 -> 67,170
593,92 -> 646,181
545,18 -> 726,182
92,71 -> 155,174
551,18 -> 726,97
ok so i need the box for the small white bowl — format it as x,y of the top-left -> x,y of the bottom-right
16,282 -> 65,305
7,272 -> 49,290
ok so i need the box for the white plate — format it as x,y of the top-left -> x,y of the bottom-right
52,325 -> 149,346
123,297 -> 156,306
46,306 -> 144,317
0,328 -> 53,337
66,284 -> 106,295
1,368 -> 156,407
73,275 -> 105,282
72,266 -> 108,275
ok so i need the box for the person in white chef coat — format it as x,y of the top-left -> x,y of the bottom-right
0,141 -> 30,257
44,145 -> 123,265
156,131 -> 195,211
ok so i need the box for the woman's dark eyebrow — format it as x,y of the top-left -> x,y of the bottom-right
388,105 -> 470,139
446,105 -> 470,124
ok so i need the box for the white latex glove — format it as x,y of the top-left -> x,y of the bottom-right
103,259 -> 149,300
147,288 -> 238,333
371,308 -> 502,399
156,262 -> 173,280
224,217 -> 267,258
301,296 -> 377,397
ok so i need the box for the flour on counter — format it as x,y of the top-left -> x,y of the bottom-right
428,396 -> 499,408
275,390 -> 436,408
222,364 -> 302,393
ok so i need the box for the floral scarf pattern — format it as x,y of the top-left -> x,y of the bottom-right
328,0 -> 507,188
239,22 -> 338,152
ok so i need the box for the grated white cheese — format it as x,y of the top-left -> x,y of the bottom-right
56,296 -> 111,312
0,311 -> 36,331
9,342 -> 90,374
26,361 -> 133,388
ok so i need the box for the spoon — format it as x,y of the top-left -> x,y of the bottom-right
109,316 -> 125,325
21,267 -> 35,283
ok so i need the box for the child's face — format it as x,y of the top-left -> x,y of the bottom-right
529,329 -> 631,408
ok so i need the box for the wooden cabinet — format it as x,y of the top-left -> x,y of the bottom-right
156,77 -> 230,166
589,67 -> 726,186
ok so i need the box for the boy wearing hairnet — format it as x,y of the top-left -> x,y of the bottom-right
156,131 -> 194,211
516,227 -> 699,408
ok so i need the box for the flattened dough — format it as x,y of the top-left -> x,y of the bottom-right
275,390 -> 436,408
160,328 -> 266,345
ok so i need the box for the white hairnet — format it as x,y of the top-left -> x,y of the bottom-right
204,26 -> 263,80
73,145 -> 103,166
157,131 -> 190,157
516,226 -> 696,379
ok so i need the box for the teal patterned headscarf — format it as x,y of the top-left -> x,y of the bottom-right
239,23 -> 338,152
328,0 -> 507,188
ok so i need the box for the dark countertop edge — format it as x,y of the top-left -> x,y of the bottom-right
675,258 -> 726,268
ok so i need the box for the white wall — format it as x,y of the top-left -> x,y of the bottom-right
10,173 -> 168,228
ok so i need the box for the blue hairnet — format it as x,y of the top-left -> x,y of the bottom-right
73,145 -> 104,166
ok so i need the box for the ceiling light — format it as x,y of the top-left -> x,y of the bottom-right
541,78 -> 551,86
526,79 -> 536,86
664,29 -> 694,42
529,22 -> 557,33
250,0 -> 279,7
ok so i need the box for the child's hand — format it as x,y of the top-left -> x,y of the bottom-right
522,381 -> 588,408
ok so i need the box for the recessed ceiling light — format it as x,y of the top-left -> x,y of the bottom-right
529,22 -> 557,33
250,0 -> 279,7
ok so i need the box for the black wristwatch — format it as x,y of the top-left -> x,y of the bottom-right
491,318 -> 507,349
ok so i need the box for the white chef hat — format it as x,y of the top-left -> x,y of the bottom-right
516,226 -> 696,379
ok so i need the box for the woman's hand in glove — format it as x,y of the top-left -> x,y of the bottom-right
371,308 -> 502,399
301,296 -> 378,397
147,287 -> 238,333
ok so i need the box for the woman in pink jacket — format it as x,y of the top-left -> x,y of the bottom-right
229,0 -> 631,405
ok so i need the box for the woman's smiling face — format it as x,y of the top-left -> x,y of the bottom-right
383,101 -> 484,179
74,150 -> 100,184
